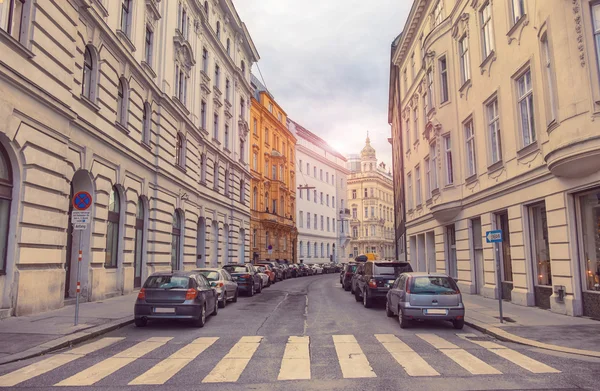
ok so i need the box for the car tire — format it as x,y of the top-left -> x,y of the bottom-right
344,282 -> 350,292
399,308 -> 409,329
363,290 -> 372,308
134,318 -> 147,327
248,284 -> 255,297
453,319 -> 464,330
354,289 -> 361,302
194,305 -> 206,328
257,282 -> 263,293
218,292 -> 226,308
350,284 -> 355,294
385,300 -> 394,317
212,299 -> 218,316
232,289 -> 238,303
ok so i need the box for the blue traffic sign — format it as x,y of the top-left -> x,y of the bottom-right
73,191 -> 92,211
486,230 -> 503,243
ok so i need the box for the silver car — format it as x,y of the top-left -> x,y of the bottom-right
195,268 -> 238,308
386,272 -> 465,329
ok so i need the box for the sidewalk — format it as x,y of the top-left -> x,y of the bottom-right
463,293 -> 600,357
0,293 -> 136,365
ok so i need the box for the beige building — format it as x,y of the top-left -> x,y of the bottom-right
347,137 -> 395,260
389,0 -> 600,318
0,0 -> 258,317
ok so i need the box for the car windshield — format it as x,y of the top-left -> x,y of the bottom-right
348,265 -> 357,272
257,267 -> 266,272
411,277 -> 459,295
199,271 -> 220,281
373,262 -> 413,276
144,276 -> 190,289
223,265 -> 247,273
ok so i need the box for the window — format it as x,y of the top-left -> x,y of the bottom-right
142,102 -> 151,145
352,208 -> 357,219
327,217 -> 330,232
371,226 -> 376,236
200,153 -> 207,183
213,113 -> 219,140
239,179 -> 245,204
320,243 -> 324,257
204,1 -> 209,13
364,207 -> 368,218
0,0 -> 30,42
541,34 -> 557,123
214,64 -> 220,89
170,211 -> 182,271
405,117 -> 411,150
144,26 -> 154,66
240,97 -> 246,118
517,69 -> 535,146
224,125 -> 229,150
272,198 -> 276,214
370,188 -> 374,197
213,161 -> 219,190
326,172 -> 329,182
593,4 -> 600,85
252,152 -> 257,170
216,21 -> 221,39
577,189 -> 600,292
413,106 -> 418,143
278,112 -> 282,121
225,79 -> 231,102
443,135 -> 453,184
371,207 -> 375,217
326,194 -> 329,206
415,166 -> 422,206
458,34 -> 471,84
332,196 -> 335,207
120,0 -> 132,37
425,157 -> 431,199
226,38 -> 231,55
299,211 -> 304,228
364,188 -> 368,198
511,0 -> 525,26
480,2 -> 494,59
313,190 -> 317,204
426,68 -> 434,111
313,213 -> 317,229
307,213 -> 311,229
410,53 -> 415,80
176,133 -> 185,167
446,224 -> 457,278
241,60 -> 246,75
433,0 -> 444,27
320,192 -> 323,204
202,48 -> 209,73
352,226 -> 358,238
529,203 -> 551,287
407,173 -> 413,210
352,189 -> 357,199
82,45 -> 96,100
175,66 -> 187,105
465,120 -> 476,177
265,127 -> 269,143
430,142 -> 438,191
200,101 -> 207,130
313,167 -> 316,177
0,145 -> 12,274
252,187 -> 258,210
307,189 -> 310,201
487,99 -> 502,164
105,187 -> 120,268
439,56 -> 449,103
314,243 -> 318,257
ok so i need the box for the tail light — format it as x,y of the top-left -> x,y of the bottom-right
405,276 -> 412,293
368,279 -> 378,288
185,288 -> 198,300
345,272 -> 352,276
137,288 -> 146,300
241,274 -> 251,279
210,282 -> 224,288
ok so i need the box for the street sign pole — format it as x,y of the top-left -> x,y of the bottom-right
75,231 -> 82,326
486,229 -> 504,324
72,191 -> 92,326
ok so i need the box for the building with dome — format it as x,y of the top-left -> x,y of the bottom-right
346,136 -> 395,260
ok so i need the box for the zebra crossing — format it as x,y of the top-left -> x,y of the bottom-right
0,332 -> 561,387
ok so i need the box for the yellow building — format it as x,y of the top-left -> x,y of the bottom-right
249,75 -> 297,263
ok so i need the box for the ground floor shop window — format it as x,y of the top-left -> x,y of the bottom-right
529,202 -> 551,309
446,225 -> 457,278
579,190 -> 600,291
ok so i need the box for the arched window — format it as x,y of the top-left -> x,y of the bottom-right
239,179 -> 245,204
82,46 -> 95,100
105,187 -> 120,268
0,145 -> 13,274
241,60 -> 246,75
265,191 -> 269,211
142,102 -> 151,145
252,187 -> 258,210
216,21 -> 221,38
204,0 -> 208,13
117,78 -> 129,127
171,211 -> 182,270
133,198 -> 145,288
226,38 -> 231,54
200,153 -> 207,183
176,133 -> 185,167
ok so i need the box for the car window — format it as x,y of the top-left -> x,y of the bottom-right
257,266 -> 266,272
373,262 -> 413,277
348,265 -> 357,272
144,275 -> 190,289
199,271 -> 220,281
410,276 -> 459,294
223,265 -> 247,273
221,270 -> 231,281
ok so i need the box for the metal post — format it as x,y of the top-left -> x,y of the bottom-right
75,231 -> 82,326
495,242 -> 503,323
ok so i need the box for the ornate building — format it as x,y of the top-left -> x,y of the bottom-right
0,0 -> 258,316
249,75 -> 297,263
347,136 -> 395,260
389,0 -> 600,318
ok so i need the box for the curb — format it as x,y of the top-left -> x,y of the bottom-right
0,317 -> 134,366
465,318 -> 600,358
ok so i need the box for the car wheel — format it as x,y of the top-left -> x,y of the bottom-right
386,300 -> 394,317
354,288 -> 361,302
212,298 -> 218,316
344,282 -> 350,292
453,319 -> 464,330
232,289 -> 238,303
194,305 -> 206,328
218,292 -> 226,308
257,281 -> 263,293
363,290 -> 372,308
134,318 -> 147,327
399,307 -> 409,329
248,284 -> 255,297
350,284 -> 355,294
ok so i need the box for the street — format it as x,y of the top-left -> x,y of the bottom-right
0,274 -> 598,390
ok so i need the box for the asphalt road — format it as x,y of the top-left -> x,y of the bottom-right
1,274 -> 599,390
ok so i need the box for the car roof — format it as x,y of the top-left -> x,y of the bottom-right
403,272 -> 450,277
194,268 -> 221,272
148,271 -> 194,277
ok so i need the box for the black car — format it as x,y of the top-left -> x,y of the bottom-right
134,271 -> 218,328
223,263 -> 262,296
262,261 -> 284,281
340,263 -> 358,291
353,260 -> 413,308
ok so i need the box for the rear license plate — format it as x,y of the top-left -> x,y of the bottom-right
154,307 -> 175,314
425,308 -> 448,315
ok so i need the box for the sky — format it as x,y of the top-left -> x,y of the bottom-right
233,0 -> 413,170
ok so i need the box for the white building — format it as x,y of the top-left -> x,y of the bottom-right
289,120 -> 348,264
0,0 -> 258,316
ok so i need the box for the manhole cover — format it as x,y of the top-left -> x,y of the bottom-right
494,316 -> 516,322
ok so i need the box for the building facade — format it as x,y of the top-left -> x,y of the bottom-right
389,0 -> 600,318
289,120 -> 348,264
0,0 -> 258,317
347,137 -> 396,260
249,75 -> 297,263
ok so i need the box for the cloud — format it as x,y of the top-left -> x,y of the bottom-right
233,0 -> 412,169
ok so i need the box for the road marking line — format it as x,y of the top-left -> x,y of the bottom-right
332,335 -> 376,378
55,337 -> 173,386
129,337 -> 219,385
417,334 -> 501,375
375,334 -> 439,377
0,338 -> 123,387
457,335 -> 560,374
278,336 -> 310,380
202,336 -> 262,383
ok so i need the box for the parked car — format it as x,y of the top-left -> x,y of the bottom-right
386,273 -> 465,329
354,260 -> 413,308
256,263 -> 276,284
289,264 -> 299,278
279,263 -> 292,279
340,263 -> 358,291
263,261 -> 283,281
195,268 -> 238,308
223,263 -> 262,296
297,264 -> 308,277
255,265 -> 271,287
134,271 -> 218,328
311,264 -> 323,274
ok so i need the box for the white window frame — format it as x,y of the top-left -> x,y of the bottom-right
439,56 -> 449,103
510,0 -> 525,26
480,1 -> 494,59
407,172 -> 413,210
426,68 -> 434,111
593,3 -> 600,87
487,98 -> 502,164
120,0 -> 132,38
541,33 -> 557,123
144,25 -> 154,66
415,165 -> 422,206
464,119 -> 476,177
458,34 -> 471,85
516,69 -> 536,147
425,157 -> 431,199
433,0 -> 444,27
430,142 -> 438,191
413,106 -> 418,143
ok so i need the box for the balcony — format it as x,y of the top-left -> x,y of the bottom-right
545,136 -> 600,178
430,199 -> 463,223
253,209 -> 295,228
339,208 -> 351,217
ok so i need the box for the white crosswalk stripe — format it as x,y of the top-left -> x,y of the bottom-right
0,333 -> 564,387
417,333 -> 502,375
202,336 -> 262,383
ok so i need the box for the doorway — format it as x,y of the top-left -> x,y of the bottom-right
471,218 -> 484,294
496,211 -> 513,300
197,217 -> 206,267
529,203 -> 552,309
